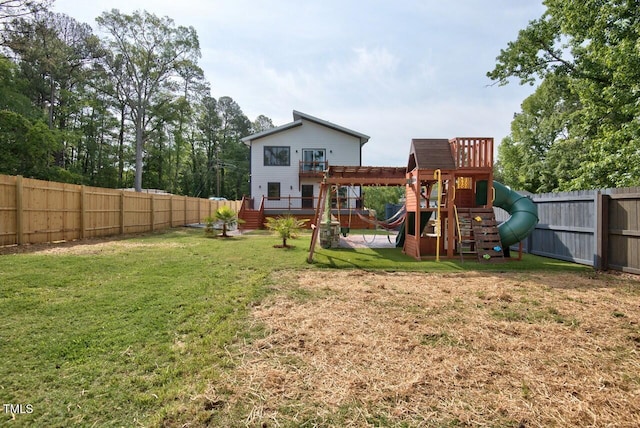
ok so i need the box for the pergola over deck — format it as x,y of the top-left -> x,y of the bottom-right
307,166 -> 406,262
324,166 -> 407,186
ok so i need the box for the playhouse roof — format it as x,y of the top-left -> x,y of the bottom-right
407,139 -> 456,171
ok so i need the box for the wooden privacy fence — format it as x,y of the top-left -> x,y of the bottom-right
0,174 -> 242,247
495,186 -> 640,274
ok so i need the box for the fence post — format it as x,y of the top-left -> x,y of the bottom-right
526,196 -> 536,255
184,196 -> 188,226
169,196 -> 174,228
595,191 -> 609,270
16,175 -> 23,245
120,190 -> 125,235
80,185 -> 86,239
150,194 -> 155,232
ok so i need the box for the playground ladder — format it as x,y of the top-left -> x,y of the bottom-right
455,208 -> 476,258
470,209 -> 505,262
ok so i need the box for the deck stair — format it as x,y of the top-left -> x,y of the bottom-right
239,209 -> 263,230
455,208 -> 505,262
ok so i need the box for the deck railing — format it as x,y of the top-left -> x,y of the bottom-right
449,137 -> 493,169
299,160 -> 328,176
262,195 -> 363,211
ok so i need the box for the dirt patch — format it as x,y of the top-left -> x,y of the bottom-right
0,234 -> 184,256
210,270 -> 640,427
339,232 -> 398,249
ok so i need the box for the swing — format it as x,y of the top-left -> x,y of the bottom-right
362,220 -> 396,245
343,185 -> 357,236
334,185 -> 343,234
360,185 -> 396,245
355,205 -> 405,230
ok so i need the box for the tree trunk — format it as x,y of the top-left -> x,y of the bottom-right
118,104 -> 125,188
134,108 -> 144,192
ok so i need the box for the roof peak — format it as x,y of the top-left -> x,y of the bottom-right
292,110 -> 370,145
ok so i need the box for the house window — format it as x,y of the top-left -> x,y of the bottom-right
302,149 -> 326,171
267,182 -> 281,200
264,146 -> 290,166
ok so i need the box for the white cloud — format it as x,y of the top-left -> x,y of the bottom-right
53,0 -> 546,168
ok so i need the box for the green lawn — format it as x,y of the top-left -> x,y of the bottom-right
0,228 -> 589,426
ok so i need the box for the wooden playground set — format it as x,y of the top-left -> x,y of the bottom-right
307,137 -> 538,263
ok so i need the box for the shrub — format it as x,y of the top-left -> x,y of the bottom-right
264,215 -> 308,248
204,206 -> 244,237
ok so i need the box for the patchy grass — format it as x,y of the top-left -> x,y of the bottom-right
0,229 -> 308,427
0,228 -> 636,427
211,270 -> 640,427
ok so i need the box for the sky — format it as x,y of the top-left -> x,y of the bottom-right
52,0 -> 546,167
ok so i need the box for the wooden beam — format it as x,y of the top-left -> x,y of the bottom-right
447,181 -> 455,258
595,192 -> 609,270
119,190 -> 125,235
307,181 -> 328,262
414,171 -> 421,260
16,175 -> 23,245
325,177 -> 406,186
80,185 -> 86,239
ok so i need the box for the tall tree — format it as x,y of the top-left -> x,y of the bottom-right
251,114 -> 274,133
4,11 -> 103,170
488,0 -> 640,190
216,96 -> 250,199
96,9 -> 200,192
0,109 -> 60,179
172,61 -> 207,194
0,0 -> 50,30
0,54 -> 37,118
195,95 -> 220,197
495,74 -> 583,193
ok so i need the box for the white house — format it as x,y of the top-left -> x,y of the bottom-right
241,110 -> 369,212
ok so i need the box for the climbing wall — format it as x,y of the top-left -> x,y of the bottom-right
456,208 -> 505,262
470,209 -> 505,262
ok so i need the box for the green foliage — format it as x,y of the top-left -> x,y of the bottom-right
0,6 -> 265,195
203,206 -> 243,238
488,0 -> 640,191
0,110 -> 60,179
363,186 -> 405,220
264,215 -> 309,247
0,56 -> 40,119
96,9 -> 201,192
213,205 -> 243,237
203,216 -> 216,237
0,230 -> 289,427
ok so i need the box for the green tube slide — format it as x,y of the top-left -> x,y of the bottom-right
484,180 -> 538,247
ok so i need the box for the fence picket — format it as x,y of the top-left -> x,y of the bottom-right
0,174 -> 241,248
495,186 -> 640,273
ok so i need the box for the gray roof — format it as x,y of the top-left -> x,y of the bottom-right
240,119 -> 302,145
241,110 -> 370,146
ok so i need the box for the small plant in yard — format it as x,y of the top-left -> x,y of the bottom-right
203,216 -> 216,237
205,206 -> 244,237
264,215 -> 309,248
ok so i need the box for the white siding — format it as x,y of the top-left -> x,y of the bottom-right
250,119 -> 362,206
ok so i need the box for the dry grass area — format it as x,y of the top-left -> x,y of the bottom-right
210,270 -> 640,427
